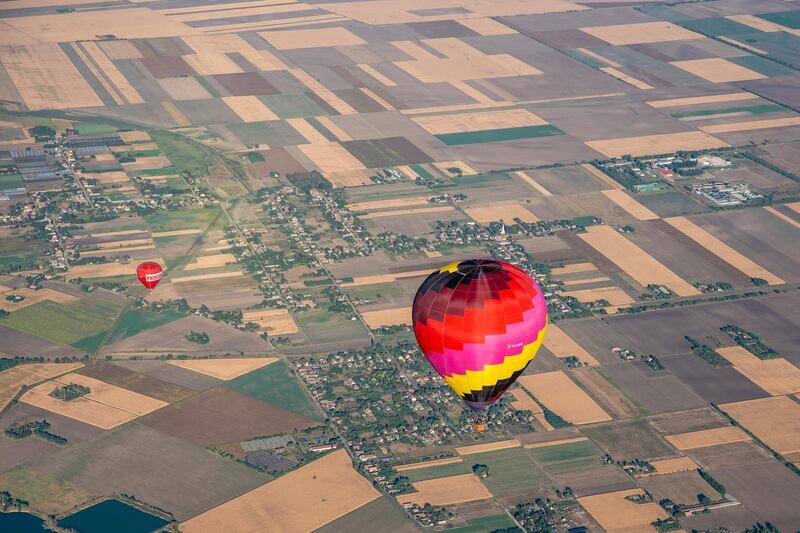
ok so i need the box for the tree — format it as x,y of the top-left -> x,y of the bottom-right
697,493 -> 711,505
29,125 -> 56,138
472,463 -> 490,478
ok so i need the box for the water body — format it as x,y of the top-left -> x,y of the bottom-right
57,499 -> 169,533
0,512 -> 51,532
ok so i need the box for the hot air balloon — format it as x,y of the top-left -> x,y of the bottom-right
412,258 -> 547,430
136,261 -> 163,289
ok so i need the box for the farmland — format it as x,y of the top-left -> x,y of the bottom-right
225,359 -> 321,420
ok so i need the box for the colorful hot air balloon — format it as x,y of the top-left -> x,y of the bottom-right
136,261 -> 163,289
412,259 -> 547,423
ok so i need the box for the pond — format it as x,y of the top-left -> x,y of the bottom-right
0,511 -> 51,532
58,499 -> 169,533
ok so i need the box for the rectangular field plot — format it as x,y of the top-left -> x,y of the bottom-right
578,488 -> 668,531
435,125 -> 564,145
584,420 -> 675,461
465,447 -> 549,499
638,470 -> 720,506
718,396 -> 800,456
580,22 -> 702,45
168,358 -> 278,381
225,359 -> 321,420
586,131 -> 728,158
671,58 -> 766,83
183,450 -> 380,532
313,496 -> 415,533
718,346 -> 800,396
397,473 -> 492,506
518,371 -> 611,425
402,460 -> 472,483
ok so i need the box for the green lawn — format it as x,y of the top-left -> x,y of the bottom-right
468,447 -> 548,497
444,514 -> 517,533
108,308 -> 186,342
144,206 -> 220,232
1,300 -> 120,349
528,440 -> 599,463
403,461 -> 471,482
150,130 -> 213,177
435,125 -> 564,145
226,359 -> 321,420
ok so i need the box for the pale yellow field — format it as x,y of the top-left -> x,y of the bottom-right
359,206 -> 454,219
561,276 -> 610,286
646,92 -> 759,109
562,286 -> 635,310
648,457 -> 699,476
184,53 -> 242,76
168,357 -> 278,381
509,389 -> 543,413
288,118 -> 329,144
81,246 -> 156,257
0,43 -> 102,110
665,216 -> 784,285
397,474 -> 492,506
171,271 -> 244,283
719,396 -> 800,455
700,117 -> 800,134
726,14 -> 787,32
0,286 -> 78,311
543,324 -> 599,365
261,27 -> 366,49
581,163 -> 625,190
587,131 -> 729,158
671,58 -> 766,83
396,457 -> 463,472
0,8 -> 198,44
718,36 -> 768,55
764,206 -> 800,230
181,449 -> 380,533
602,189 -> 659,220
66,259 -> 165,280
396,54 -> 541,83
349,196 -> 433,211
465,203 -> 538,223
81,41 -> 144,104
181,34 -> 287,71
0,369 -> 42,412
361,306 -> 412,328
718,346 -> 800,396
98,40 -> 143,60
581,21 -> 702,45
122,155 -> 173,170
172,2 -> 311,23
342,269 -> 432,286
413,108 -> 546,134
290,69 -> 356,114
298,142 -> 365,174
578,488 -> 667,530
151,229 -> 203,238
518,371 -> 611,424
184,253 -> 237,271
551,262 -> 597,276
524,437 -> 588,449
600,67 -> 653,90
326,169 -> 374,187
361,87 -> 395,111
578,225 -> 700,296
242,308 -> 299,335
18,363 -> 84,380
456,439 -> 521,455
787,202 -> 800,216
20,372 -> 167,430
434,160 -> 477,176
512,171 -> 553,196
161,101 -> 191,127
450,80 -> 496,104
424,37 -> 483,58
357,64 -> 396,87
665,426 -> 751,450
458,17 -> 516,36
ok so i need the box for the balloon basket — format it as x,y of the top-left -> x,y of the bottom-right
472,417 -> 486,432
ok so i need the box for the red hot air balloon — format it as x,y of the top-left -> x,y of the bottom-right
412,259 -> 547,429
136,262 -> 163,289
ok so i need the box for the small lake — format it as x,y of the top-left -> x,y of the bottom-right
57,499 -> 169,533
0,512 -> 51,532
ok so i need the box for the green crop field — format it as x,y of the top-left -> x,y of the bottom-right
344,282 -> 404,301
226,359 -> 321,420
144,206 -> 220,232
75,122 -> 119,135
295,310 -> 368,344
150,130 -> 213,177
109,309 -> 186,342
444,514 -> 517,533
135,168 -> 178,177
435,125 -> 564,146
0,174 -> 24,189
528,440 -> 599,463
757,10 -> 800,29
403,461 -> 471,482
409,163 -> 435,180
195,76 -> 221,97
680,17 -> 761,37
468,447 -> 548,497
670,103 -> 785,119
728,56 -> 796,77
0,299 -> 121,349
259,94 -> 329,118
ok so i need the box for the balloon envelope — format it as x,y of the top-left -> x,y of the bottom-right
136,262 -> 163,289
412,259 -> 547,411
